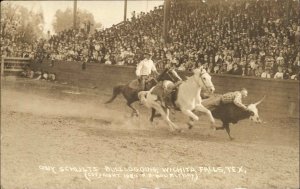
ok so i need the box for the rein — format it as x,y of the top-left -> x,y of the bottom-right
194,72 -> 210,91
166,69 -> 176,82
157,68 -> 177,83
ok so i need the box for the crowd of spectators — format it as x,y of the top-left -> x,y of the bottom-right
1,13 -> 36,59
2,0 -> 300,80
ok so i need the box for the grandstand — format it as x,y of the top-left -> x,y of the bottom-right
1,2 -> 300,189
1,0 -> 300,80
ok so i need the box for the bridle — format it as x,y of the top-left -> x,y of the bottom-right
166,69 -> 177,82
194,71 -> 211,92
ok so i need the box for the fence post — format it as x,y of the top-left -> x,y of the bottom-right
1,57 -> 4,77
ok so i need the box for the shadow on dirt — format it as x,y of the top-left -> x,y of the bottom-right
78,119 -> 228,144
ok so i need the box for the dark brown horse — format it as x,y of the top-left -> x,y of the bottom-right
105,68 -> 182,116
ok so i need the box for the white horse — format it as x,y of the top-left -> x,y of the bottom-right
138,67 -> 216,131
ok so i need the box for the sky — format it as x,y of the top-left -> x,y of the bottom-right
7,0 -> 163,34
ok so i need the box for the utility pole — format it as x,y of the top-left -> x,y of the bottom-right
124,0 -> 127,22
163,0 -> 171,44
73,0 -> 77,29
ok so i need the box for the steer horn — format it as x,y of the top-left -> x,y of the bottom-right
254,95 -> 266,106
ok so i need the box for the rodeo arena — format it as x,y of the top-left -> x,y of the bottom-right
1,0 -> 300,188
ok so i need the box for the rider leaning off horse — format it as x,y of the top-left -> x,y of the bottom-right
211,88 -> 254,114
136,52 -> 182,108
151,63 -> 183,109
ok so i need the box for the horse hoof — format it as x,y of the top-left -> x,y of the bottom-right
170,129 -> 175,133
229,137 -> 235,141
170,129 -> 181,134
150,121 -> 155,125
188,123 -> 193,130
177,129 -> 183,133
210,126 -> 216,131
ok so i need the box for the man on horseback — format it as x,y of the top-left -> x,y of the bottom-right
136,52 -> 159,90
150,64 -> 183,109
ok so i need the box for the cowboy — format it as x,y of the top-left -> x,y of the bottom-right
221,88 -> 253,113
135,52 -> 159,90
151,64 -> 182,108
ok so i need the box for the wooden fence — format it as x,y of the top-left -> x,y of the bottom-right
1,57 -> 31,76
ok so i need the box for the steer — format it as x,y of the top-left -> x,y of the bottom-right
201,95 -> 265,140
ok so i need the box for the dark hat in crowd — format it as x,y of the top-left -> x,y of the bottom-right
144,51 -> 151,56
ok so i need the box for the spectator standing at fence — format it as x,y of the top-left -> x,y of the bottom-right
261,68 -> 271,79
295,26 -> 300,45
228,63 -> 242,75
273,66 -> 284,79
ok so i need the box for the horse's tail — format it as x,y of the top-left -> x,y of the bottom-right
105,85 -> 124,104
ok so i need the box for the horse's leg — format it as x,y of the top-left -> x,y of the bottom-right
141,90 -> 178,131
150,108 -> 156,122
127,101 -> 139,117
150,102 -> 179,131
195,104 -> 216,129
181,109 -> 199,121
180,109 -> 199,129
187,117 -> 195,129
105,85 -> 123,104
165,108 -> 180,132
150,108 -> 162,123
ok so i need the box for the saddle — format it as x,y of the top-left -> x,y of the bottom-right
128,79 -> 140,90
128,78 -> 155,90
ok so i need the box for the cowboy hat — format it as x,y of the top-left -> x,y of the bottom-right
144,51 -> 151,56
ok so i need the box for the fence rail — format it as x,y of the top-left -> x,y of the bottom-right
1,57 -> 31,76
29,60 -> 299,119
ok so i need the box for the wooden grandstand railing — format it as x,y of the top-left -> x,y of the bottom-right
1,57 -> 31,76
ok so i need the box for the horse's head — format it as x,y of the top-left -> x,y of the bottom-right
247,95 -> 265,123
193,67 -> 215,93
157,68 -> 182,82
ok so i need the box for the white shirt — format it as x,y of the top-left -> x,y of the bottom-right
215,54 -> 223,62
95,44 -> 100,51
135,58 -> 157,76
261,72 -> 271,78
274,72 -> 283,79
249,60 -> 257,69
105,60 -> 112,65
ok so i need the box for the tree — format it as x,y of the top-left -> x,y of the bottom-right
0,2 -> 44,43
52,8 -> 102,34
53,8 -> 102,33
52,8 -> 73,33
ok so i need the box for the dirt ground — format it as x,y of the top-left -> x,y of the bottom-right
1,78 -> 299,189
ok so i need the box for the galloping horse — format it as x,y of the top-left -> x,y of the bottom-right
138,67 -> 215,131
105,68 -> 182,116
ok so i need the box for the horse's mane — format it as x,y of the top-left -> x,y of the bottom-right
156,68 -> 170,81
